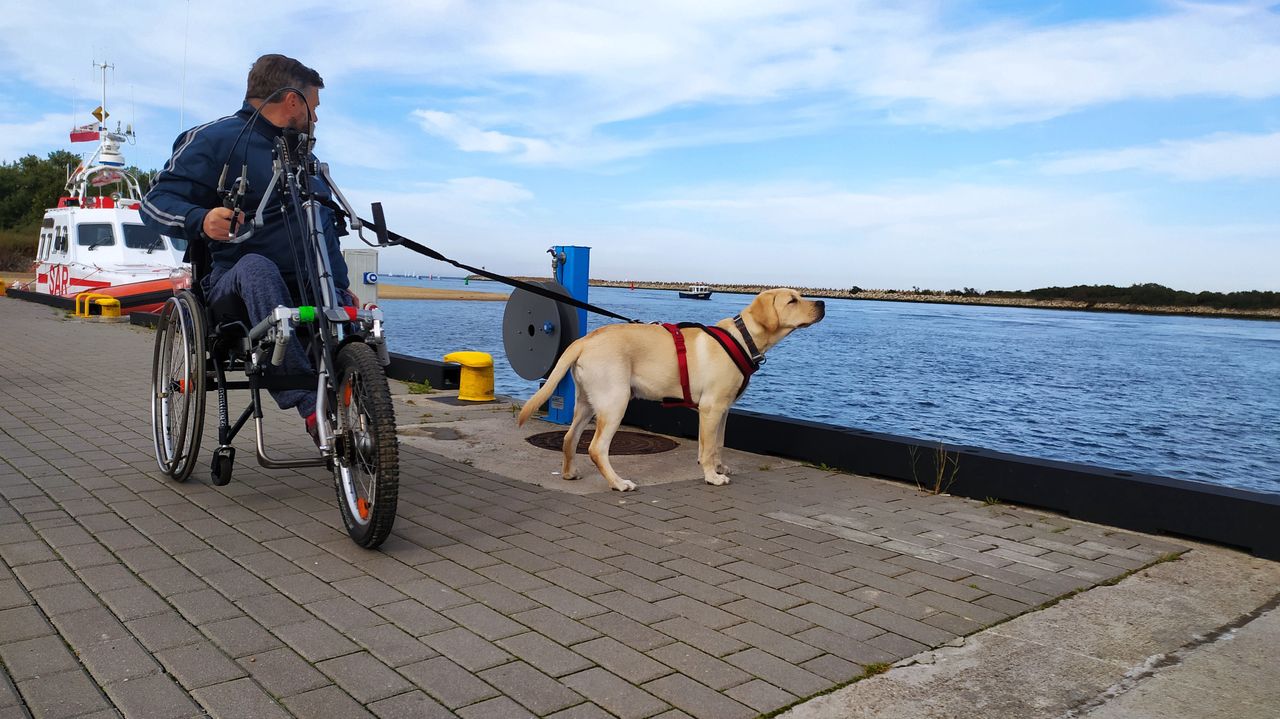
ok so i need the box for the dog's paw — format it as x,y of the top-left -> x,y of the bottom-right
705,473 -> 731,486
716,463 -> 732,475
612,479 -> 637,492
562,471 -> 580,481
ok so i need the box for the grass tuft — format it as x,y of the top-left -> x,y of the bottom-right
909,441 -> 960,495
861,662 -> 891,677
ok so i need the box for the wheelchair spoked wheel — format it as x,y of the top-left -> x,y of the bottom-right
151,291 -> 207,482
332,342 -> 399,548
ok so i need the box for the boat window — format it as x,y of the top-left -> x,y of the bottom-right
42,217 -> 55,228
122,224 -> 167,251
54,227 -> 68,253
168,236 -> 188,252
77,223 -> 116,247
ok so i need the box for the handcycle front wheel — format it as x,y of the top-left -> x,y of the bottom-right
150,291 -> 206,482
332,342 -> 399,548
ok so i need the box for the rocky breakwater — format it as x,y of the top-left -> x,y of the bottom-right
586,280 -> 1280,320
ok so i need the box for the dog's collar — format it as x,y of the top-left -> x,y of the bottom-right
733,315 -> 765,366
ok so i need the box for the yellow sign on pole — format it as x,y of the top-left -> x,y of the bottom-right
92,105 -> 109,123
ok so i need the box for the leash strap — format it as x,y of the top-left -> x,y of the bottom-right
339,206 -> 640,323
660,323 -> 697,408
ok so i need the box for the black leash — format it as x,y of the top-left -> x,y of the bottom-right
350,204 -> 640,324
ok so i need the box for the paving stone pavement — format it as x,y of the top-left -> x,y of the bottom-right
0,296 -> 1186,718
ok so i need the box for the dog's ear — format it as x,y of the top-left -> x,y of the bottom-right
750,290 -> 781,333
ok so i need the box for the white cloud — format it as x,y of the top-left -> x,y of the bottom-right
412,110 -> 557,162
0,114 -> 80,162
400,1 -> 1280,159
860,4 -> 1280,128
4,2 -> 1279,164
347,176 -> 533,220
1041,131 -> 1280,181
626,180 -> 1279,291
431,177 -> 534,205
338,176 -> 538,274
410,107 -> 826,166
631,181 -> 1127,238
314,114 -> 409,172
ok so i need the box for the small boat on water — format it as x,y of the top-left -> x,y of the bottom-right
11,68 -> 188,314
679,284 -> 712,300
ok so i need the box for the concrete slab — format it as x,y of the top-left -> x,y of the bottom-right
394,390 -> 799,494
779,546 -> 1280,719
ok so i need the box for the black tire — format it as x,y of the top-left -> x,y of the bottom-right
332,342 -> 399,548
151,291 -> 206,482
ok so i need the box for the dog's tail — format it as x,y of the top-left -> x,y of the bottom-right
517,340 -> 585,426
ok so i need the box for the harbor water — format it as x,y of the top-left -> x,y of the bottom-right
379,277 -> 1280,495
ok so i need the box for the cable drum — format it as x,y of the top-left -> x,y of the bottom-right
502,281 -> 579,380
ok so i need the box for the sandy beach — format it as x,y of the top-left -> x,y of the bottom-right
0,272 -> 34,286
377,283 -> 509,301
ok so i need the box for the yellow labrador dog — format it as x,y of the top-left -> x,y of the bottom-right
518,288 -> 825,491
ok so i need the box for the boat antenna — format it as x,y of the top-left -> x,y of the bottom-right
93,60 -> 114,131
179,0 -> 190,130
130,84 -> 137,145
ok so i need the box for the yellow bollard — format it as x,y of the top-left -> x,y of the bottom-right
73,292 -> 124,320
443,351 -> 495,401
75,292 -> 110,316
95,297 -> 121,318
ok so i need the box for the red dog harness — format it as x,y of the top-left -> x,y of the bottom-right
660,319 -> 762,408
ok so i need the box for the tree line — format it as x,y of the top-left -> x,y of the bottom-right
857,283 -> 1279,311
987,283 -> 1280,311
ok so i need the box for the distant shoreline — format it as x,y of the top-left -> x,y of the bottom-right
378,283 -> 507,301
468,276 -> 1280,321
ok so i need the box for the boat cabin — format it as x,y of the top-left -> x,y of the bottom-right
679,284 -> 713,300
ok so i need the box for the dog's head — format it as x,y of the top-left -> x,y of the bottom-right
742,288 -> 825,349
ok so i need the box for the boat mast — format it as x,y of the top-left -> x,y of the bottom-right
65,61 -> 142,204
94,60 -> 113,134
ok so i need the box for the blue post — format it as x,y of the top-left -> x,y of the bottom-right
547,245 -> 590,424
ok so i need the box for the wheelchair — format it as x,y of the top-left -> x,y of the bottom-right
149,128 -> 399,548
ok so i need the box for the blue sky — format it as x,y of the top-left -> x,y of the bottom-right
2,1 -> 1277,291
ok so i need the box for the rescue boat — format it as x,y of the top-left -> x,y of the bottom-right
11,70 -> 189,314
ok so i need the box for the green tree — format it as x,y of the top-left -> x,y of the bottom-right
0,150 -> 82,228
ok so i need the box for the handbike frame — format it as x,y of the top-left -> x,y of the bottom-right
205,130 -> 388,471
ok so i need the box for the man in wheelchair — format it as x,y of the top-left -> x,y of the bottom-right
142,54 -> 399,549
142,54 -> 352,443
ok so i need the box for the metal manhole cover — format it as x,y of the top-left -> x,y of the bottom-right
525,430 -> 678,455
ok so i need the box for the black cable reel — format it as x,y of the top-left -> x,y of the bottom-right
502,281 -> 579,380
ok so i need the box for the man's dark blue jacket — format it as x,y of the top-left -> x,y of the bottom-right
142,102 -> 350,290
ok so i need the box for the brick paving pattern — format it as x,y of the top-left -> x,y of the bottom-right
0,297 -> 1185,718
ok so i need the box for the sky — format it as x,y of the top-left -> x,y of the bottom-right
1,1 -> 1277,292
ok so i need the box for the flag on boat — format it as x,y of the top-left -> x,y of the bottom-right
90,170 -> 125,187
70,123 -> 100,143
